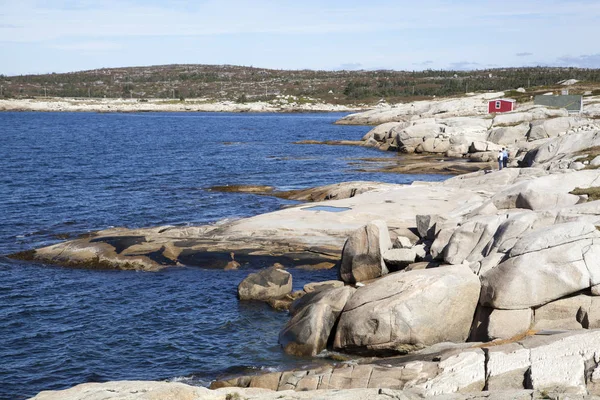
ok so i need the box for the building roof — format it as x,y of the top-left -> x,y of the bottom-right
489,98 -> 516,103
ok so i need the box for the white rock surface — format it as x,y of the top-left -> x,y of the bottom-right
337,93 -> 504,125
394,236 -> 414,249
383,248 -> 417,268
487,123 -> 530,145
470,307 -> 533,341
480,222 -> 600,309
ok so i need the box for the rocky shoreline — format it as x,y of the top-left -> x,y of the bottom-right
22,90 -> 600,399
0,97 -> 364,113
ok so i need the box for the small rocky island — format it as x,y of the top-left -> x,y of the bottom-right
27,89 -> 600,399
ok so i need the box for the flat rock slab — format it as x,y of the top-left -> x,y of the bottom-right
17,168 -> 600,272
33,380 -> 589,400
14,180 -> 489,271
214,329 -> 600,398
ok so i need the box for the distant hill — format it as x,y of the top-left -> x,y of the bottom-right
2,64 -> 600,105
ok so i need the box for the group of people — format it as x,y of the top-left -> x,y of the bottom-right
497,148 -> 509,170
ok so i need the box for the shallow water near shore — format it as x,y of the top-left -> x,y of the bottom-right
0,112 -> 448,400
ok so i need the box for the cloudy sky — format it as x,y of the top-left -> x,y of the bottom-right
1,0 -> 599,75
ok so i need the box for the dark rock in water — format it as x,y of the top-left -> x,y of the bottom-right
276,181 -> 394,202
303,280 -> 344,294
296,262 -> 336,270
89,236 -> 147,254
237,267 -> 292,301
224,260 -> 240,270
267,290 -> 305,311
206,184 -> 275,195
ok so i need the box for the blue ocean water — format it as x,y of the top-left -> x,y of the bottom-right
0,112 -> 448,400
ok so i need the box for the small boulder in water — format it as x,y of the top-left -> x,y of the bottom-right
237,268 -> 292,301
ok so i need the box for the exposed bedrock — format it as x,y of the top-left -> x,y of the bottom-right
215,329 -> 600,398
341,94 -> 600,175
277,167 -> 600,359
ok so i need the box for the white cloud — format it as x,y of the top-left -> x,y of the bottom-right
336,63 -> 363,70
1,0 -> 600,74
447,61 -> 481,71
50,41 -> 122,51
556,53 -> 600,68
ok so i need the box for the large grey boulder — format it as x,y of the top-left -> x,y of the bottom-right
362,121 -> 408,142
416,214 -> 449,240
279,286 -> 355,357
523,129 -> 600,167
491,169 -> 600,210
339,220 -> 392,284
430,227 -> 455,260
487,123 -> 530,145
533,294 -> 600,330
238,268 -> 292,301
470,307 -> 532,341
443,116 -> 492,144
480,222 -> 600,309
443,214 -> 506,265
415,137 -> 451,154
303,280 -> 344,294
397,123 -> 446,153
469,140 -> 502,153
383,248 -> 416,269
493,112 -> 533,127
515,187 -> 581,211
528,117 -> 573,141
333,265 -> 480,353
533,295 -> 590,330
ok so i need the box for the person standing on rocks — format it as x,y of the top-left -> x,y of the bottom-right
502,148 -> 509,168
498,149 -> 504,170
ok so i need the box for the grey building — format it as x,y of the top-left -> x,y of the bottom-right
534,95 -> 583,113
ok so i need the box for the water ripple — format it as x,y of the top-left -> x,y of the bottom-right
0,112 -> 449,400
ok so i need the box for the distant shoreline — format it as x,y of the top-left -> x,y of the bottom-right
0,97 -> 369,114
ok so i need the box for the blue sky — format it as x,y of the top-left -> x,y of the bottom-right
1,0 -> 599,75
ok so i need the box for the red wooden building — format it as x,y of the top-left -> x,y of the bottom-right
488,99 -> 516,113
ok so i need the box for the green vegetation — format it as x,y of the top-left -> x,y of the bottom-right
2,64 -> 600,105
572,146 -> 600,169
570,187 -> 600,201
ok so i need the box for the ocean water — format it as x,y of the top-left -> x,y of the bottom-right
0,112 -> 448,400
